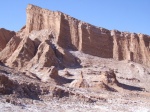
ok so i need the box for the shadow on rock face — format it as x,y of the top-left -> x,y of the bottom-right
0,74 -> 17,95
54,47 -> 81,69
0,73 -> 42,100
16,83 -> 42,100
0,61 -> 7,67
117,83 -> 144,91
54,75 -> 74,85
52,87 -> 70,98
69,70 -> 145,92
0,61 -> 3,65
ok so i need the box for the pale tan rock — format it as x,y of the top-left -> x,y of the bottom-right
99,70 -> 118,85
69,72 -> 89,88
55,46 -> 80,67
40,66 -> 59,82
27,40 -> 59,70
1,4 -> 150,81
112,30 -> 150,66
63,69 -> 72,76
25,4 -> 113,58
70,70 -> 119,91
25,4 -> 150,67
27,66 -> 59,83
28,29 -> 54,46
6,37 -> 35,69
26,4 -> 61,38
0,36 -> 21,62
88,70 -> 118,90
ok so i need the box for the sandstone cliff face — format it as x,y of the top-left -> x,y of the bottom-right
0,28 -> 15,51
25,4 -> 150,67
26,4 -> 113,58
26,4 -> 61,37
1,4 -> 150,69
112,30 -> 150,66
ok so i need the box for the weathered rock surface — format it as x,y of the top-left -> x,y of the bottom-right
6,37 -> 35,69
69,72 -> 89,88
27,41 -> 59,69
99,70 -> 118,85
25,4 -> 150,67
26,4 -> 113,58
55,46 -> 80,67
0,36 -> 21,62
0,4 -> 150,71
0,5 -> 150,112
112,30 -> 150,66
0,73 -> 17,95
36,66 -> 59,82
0,72 -> 41,99
70,70 -> 119,91
0,28 -> 15,51
0,4 -> 150,112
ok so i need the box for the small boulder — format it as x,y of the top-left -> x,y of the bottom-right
41,66 -> 59,82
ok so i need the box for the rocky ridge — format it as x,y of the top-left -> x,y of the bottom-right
26,4 -> 150,67
0,4 -> 150,71
0,4 -> 150,112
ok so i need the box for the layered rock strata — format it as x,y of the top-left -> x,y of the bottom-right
0,4 -> 150,72
25,4 -> 150,67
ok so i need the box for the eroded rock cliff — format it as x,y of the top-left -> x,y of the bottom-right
0,5 -> 150,111
0,4 -> 150,71
112,30 -> 150,66
26,4 -> 113,58
25,4 -> 150,67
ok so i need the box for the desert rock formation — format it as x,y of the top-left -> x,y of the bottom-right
0,36 -> 21,62
25,4 -> 150,67
0,4 -> 150,111
0,28 -> 15,51
0,4 -> 150,70
112,30 -> 150,66
26,4 -> 113,58
0,4 -> 149,87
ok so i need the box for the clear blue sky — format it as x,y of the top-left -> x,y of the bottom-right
0,0 -> 150,35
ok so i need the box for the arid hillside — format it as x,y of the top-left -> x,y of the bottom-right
0,4 -> 150,112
